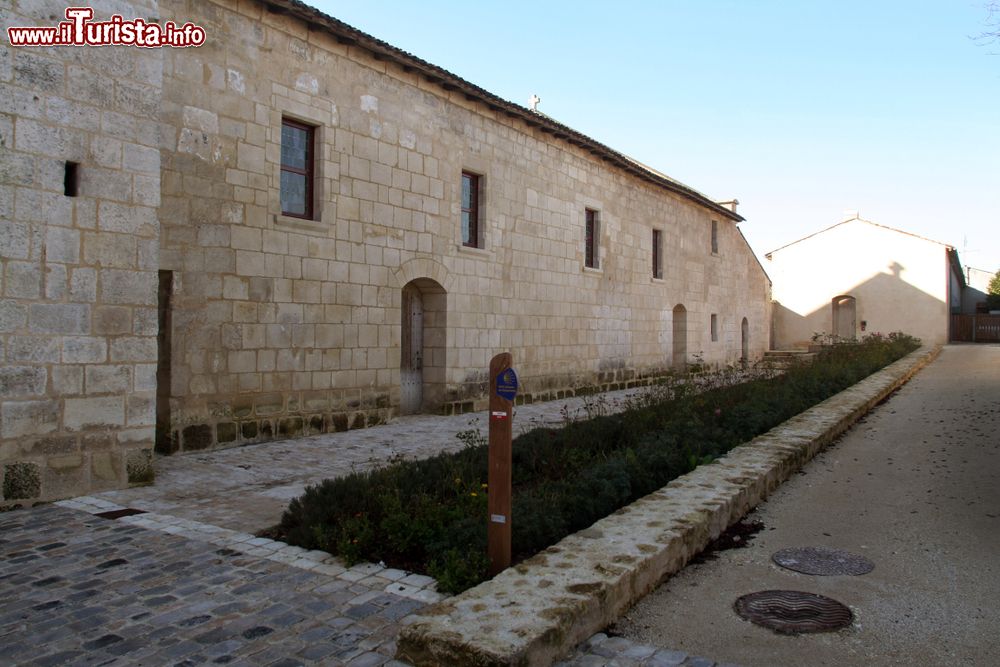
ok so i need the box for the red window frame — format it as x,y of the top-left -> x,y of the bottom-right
281,118 -> 314,220
585,209 -> 599,269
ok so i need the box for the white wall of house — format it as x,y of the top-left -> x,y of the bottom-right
767,217 -> 953,347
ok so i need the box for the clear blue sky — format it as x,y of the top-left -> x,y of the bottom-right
311,0 -> 1000,274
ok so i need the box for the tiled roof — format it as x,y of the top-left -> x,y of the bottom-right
264,0 -> 743,222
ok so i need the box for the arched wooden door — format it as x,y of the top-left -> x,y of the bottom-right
400,278 -> 447,414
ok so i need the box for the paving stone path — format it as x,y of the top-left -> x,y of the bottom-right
1,505 -> 419,666
2,384 -> 741,666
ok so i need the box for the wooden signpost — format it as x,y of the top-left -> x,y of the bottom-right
488,352 -> 517,576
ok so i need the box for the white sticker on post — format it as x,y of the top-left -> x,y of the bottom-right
490,514 -> 506,524
491,411 -> 507,419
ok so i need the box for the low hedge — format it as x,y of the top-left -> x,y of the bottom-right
276,332 -> 920,593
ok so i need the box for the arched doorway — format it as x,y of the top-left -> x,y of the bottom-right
832,295 -> 857,340
741,317 -> 749,363
401,279 -> 447,414
672,304 -> 687,371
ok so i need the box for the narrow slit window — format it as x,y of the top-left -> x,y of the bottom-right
652,228 -> 663,279
711,314 -> 719,342
461,171 -> 480,247
711,220 -> 719,254
64,161 -> 80,197
280,118 -> 314,219
585,208 -> 600,269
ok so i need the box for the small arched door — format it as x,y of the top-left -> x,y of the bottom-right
832,295 -> 857,340
672,304 -> 687,371
401,278 -> 447,414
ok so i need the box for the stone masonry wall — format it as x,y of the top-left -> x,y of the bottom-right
0,0 -> 161,507
155,0 -> 771,453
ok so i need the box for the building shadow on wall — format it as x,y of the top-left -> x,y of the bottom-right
773,264 -> 947,349
963,286 -> 989,313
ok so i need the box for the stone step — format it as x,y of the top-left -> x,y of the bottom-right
762,350 -> 817,367
763,349 -> 812,358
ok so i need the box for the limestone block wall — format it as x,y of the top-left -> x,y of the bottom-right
155,0 -> 771,453
0,0 -> 161,507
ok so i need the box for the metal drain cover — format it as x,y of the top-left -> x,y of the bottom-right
772,546 -> 874,576
734,590 -> 853,634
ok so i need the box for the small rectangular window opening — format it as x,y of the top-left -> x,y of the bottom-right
711,220 -> 719,254
280,118 -> 314,219
461,171 -> 480,248
652,229 -> 663,279
585,209 -> 599,269
64,161 -> 80,197
711,314 -> 719,342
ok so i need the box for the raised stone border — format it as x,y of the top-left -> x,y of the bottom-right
397,346 -> 940,666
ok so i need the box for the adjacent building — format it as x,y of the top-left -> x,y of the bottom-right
1,0 -> 772,507
767,214 -> 963,348
962,266 -> 995,313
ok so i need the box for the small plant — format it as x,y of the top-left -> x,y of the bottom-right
581,391 -> 609,419
811,331 -> 853,346
455,428 -> 487,449
687,351 -> 706,374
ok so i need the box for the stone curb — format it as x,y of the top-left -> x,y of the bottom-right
396,346 -> 940,667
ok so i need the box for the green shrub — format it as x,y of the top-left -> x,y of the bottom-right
276,332 -> 919,593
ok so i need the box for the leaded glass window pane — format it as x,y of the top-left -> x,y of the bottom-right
281,124 -> 308,170
281,171 -> 307,217
280,118 -> 313,219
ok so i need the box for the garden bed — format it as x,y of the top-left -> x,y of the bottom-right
275,333 -> 919,594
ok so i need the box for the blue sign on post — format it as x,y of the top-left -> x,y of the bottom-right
495,367 -> 518,402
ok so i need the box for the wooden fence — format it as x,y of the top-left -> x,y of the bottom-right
950,314 -> 1000,343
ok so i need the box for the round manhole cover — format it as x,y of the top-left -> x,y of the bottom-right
734,590 -> 853,634
772,546 -> 875,576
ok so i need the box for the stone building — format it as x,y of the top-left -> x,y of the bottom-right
1,0 -> 771,507
1,0 -> 163,506
767,214 -> 964,348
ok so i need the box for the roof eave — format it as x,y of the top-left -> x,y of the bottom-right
264,0 -> 743,222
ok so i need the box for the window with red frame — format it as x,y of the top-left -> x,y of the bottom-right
280,118 -> 314,219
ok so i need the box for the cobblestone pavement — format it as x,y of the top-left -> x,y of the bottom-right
1,504 -> 420,666
3,385 -> 739,666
